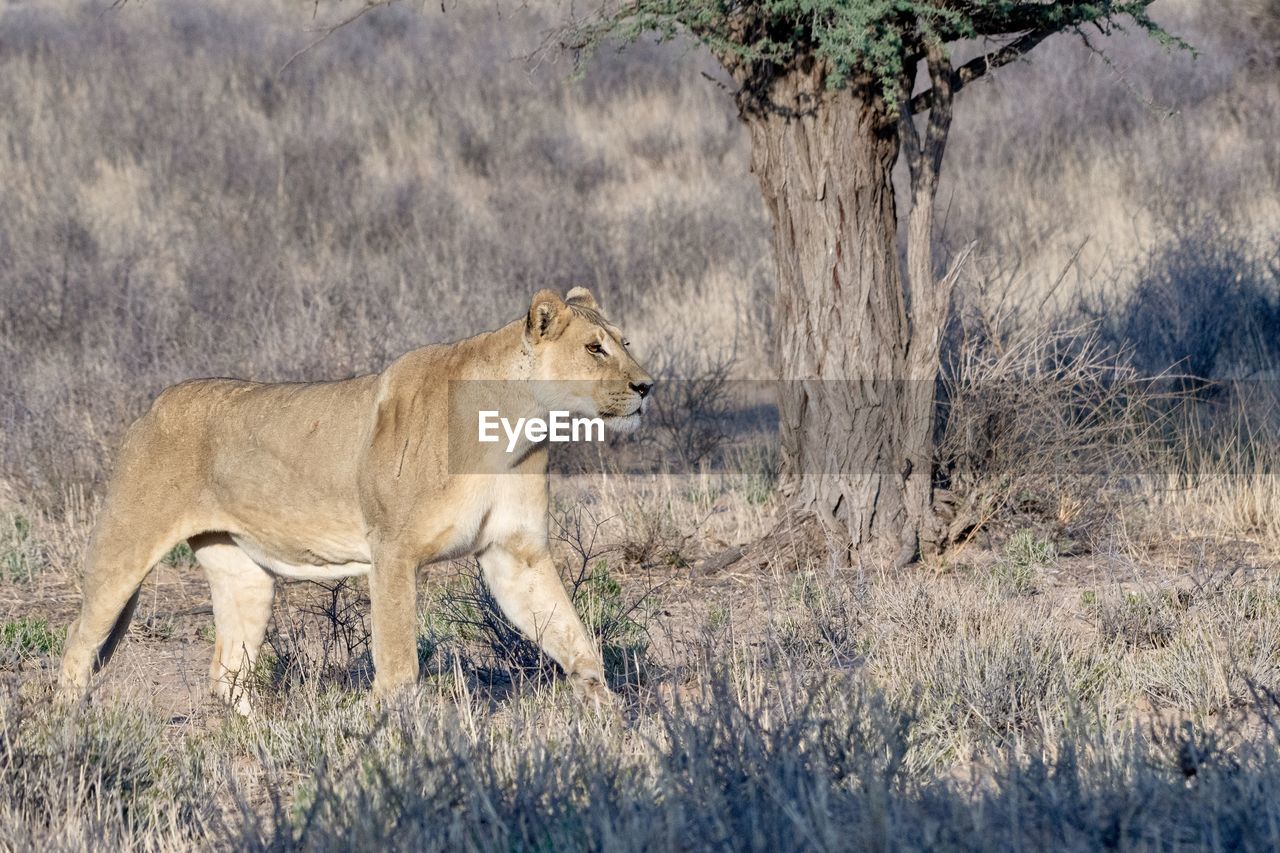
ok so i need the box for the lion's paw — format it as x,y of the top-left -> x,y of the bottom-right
569,672 -> 621,722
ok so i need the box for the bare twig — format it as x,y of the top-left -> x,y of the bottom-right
278,1 -> 394,74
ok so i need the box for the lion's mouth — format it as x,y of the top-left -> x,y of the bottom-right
602,399 -> 646,419
602,407 -> 643,433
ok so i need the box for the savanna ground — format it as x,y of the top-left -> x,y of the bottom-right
3,0 -> 1280,849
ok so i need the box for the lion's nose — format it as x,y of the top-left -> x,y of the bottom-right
630,381 -> 652,398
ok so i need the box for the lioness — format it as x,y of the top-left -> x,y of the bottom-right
59,288 -> 652,713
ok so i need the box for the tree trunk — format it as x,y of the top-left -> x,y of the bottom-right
740,67 -> 916,561
899,45 -> 961,563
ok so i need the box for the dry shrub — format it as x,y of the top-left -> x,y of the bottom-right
0,690 -> 212,848
866,577 -> 1112,762
6,0 -> 1277,518
1091,589 -> 1185,650
1082,222 -> 1280,385
942,1 -> 1279,314
0,0 -> 769,507
10,669 -> 1280,851
771,570 -> 869,666
938,316 -> 1163,545
615,493 -> 704,569
1069,570 -> 1280,716
257,580 -> 376,699
1154,390 -> 1280,547
222,672 -> 1280,852
1133,631 -> 1247,714
10,521 -> 1280,848
644,346 -> 738,470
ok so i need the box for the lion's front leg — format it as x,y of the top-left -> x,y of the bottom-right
478,540 -> 610,706
369,545 -> 421,698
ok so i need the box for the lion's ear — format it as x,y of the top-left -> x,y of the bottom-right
565,286 -> 598,311
527,289 -> 569,342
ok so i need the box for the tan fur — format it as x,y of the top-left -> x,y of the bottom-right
59,289 -> 653,712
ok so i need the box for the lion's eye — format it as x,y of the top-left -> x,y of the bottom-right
586,342 -> 605,355
622,339 -> 631,347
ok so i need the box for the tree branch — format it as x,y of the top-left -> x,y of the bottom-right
900,39 -> 956,184
920,43 -> 954,179
908,26 -> 1055,114
899,94 -> 924,183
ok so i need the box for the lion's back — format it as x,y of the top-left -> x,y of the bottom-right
112,374 -> 381,498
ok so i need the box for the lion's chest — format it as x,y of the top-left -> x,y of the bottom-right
409,474 -> 548,561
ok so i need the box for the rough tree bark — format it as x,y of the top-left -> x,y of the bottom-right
732,50 -> 963,564
737,63 -> 913,560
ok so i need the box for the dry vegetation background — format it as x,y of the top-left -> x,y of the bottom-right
3,0 -> 1280,849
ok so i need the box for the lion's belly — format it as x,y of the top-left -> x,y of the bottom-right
231,534 -> 372,581
222,474 -> 546,578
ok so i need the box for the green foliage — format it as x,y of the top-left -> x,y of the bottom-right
990,529 -> 1056,594
564,1 -> 1178,107
162,541 -> 195,566
1002,528 -> 1057,569
1,513 -> 43,582
0,617 -> 65,663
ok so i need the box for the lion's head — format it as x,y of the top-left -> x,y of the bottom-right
524,287 -> 653,431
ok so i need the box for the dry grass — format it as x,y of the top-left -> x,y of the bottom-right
6,529 -> 1280,849
5,463 -> 1280,848
3,0 -> 1280,848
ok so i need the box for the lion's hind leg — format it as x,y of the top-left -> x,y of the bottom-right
193,533 -> 275,715
59,515 -> 181,699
